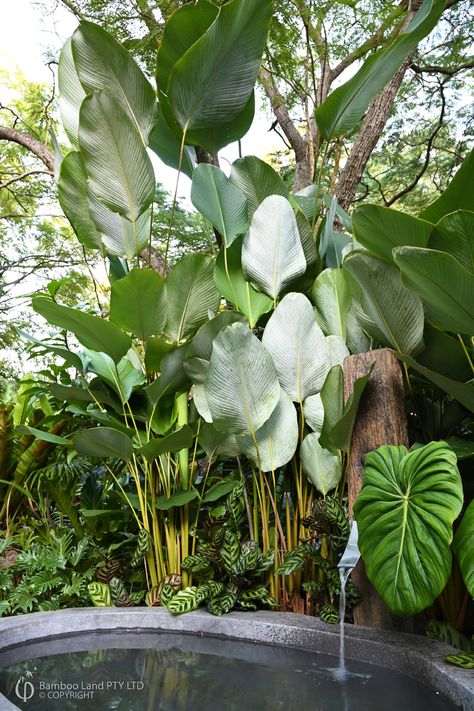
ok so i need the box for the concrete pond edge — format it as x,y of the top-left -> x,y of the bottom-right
0,608 -> 472,709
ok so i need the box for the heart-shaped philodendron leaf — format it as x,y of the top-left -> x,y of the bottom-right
354,441 -> 463,616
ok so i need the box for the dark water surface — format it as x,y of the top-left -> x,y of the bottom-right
0,631 -> 456,710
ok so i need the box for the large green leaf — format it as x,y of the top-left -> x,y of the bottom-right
71,20 -> 157,143
32,298 -> 130,363
138,426 -> 194,462
352,204 -> 433,264
57,152 -> 102,251
230,155 -> 289,219
205,322 -> 280,435
149,106 -> 195,179
262,293 -> 329,402
344,251 -> 424,354
300,432 -> 342,496
84,349 -> 144,404
110,268 -> 166,341
311,268 -> 352,340
168,0 -> 272,150
396,354 -> 474,413
145,347 -> 190,407
79,92 -> 155,230
240,392 -> 298,472
58,38 -> 86,149
416,324 -> 472,381
184,311 -> 246,384
88,191 -> 152,259
420,148 -> 474,223
315,0 -> 444,139
394,246 -> 474,335
303,393 -> 324,434
319,365 -> 344,450
453,500 -> 474,597
242,195 -> 306,301
165,254 -> 221,344
73,427 -> 133,461
326,363 -> 374,453
429,210 -> 474,274
144,337 -> 175,375
354,442 -> 463,615
214,239 -> 273,328
191,164 -> 248,246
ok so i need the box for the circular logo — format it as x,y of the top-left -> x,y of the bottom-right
15,677 -> 35,703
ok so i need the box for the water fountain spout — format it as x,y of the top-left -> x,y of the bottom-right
335,520 -> 361,683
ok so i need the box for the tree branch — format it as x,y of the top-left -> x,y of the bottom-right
0,127 -> 55,173
410,58 -> 474,75
0,170 -> 51,191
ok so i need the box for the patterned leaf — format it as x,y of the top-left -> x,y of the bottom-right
444,652 -> 474,669
319,602 -> 339,624
207,588 -> 238,616
166,586 -> 199,615
88,581 -> 112,607
221,531 -> 241,573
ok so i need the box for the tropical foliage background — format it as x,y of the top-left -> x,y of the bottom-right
0,0 -> 473,668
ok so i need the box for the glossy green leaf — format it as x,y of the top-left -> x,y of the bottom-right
144,337 -> 175,374
72,20 -> 157,143
354,442 -> 463,615
198,423 -> 242,458
315,0 -> 444,139
327,363 -> 374,453
168,0 -> 271,150
165,254 -> 221,343
149,106 -> 195,179
156,489 -> 199,510
16,426 -> 72,447
262,293 -> 329,401
32,298 -> 130,363
394,246 -> 474,335
79,91 -> 155,228
214,239 -> 273,328
429,210 -> 474,274
145,347 -> 190,407
240,391 -> 299,472
230,155 -> 289,219
300,432 -> 342,495
344,251 -> 424,354
84,349 -> 144,404
352,204 -> 433,264
138,426 -> 194,462
205,322 -> 280,435
397,353 -> 474,413
110,268 -> 166,340
453,500 -> 474,597
319,365 -> 344,450
191,164 -> 248,246
444,438 -> 474,462
242,196 -> 306,301
88,189 -> 152,259
184,311 -> 246,384
73,427 -> 133,461
311,268 -> 352,340
417,324 -> 472,381
57,152 -> 102,251
58,38 -> 86,149
420,148 -> 474,223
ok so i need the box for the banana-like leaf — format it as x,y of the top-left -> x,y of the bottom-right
354,442 -> 463,615
191,164 -> 248,246
311,268 -> 352,340
326,363 -> 374,453
165,254 -> 221,344
74,427 -> 133,461
429,210 -> 474,274
149,106 -> 195,179
352,204 -> 433,264
58,38 -> 86,149
192,383 -> 213,422
397,353 -> 474,413
184,311 -> 246,384
453,500 -> 474,597
417,323 -> 472,381
79,92 -> 155,228
319,365 -> 344,450
145,347 -> 190,407
88,190 -> 152,259
144,337 -> 175,375
242,196 -> 306,301
315,0 -> 444,139
303,393 -> 324,433
326,335 -> 350,368
240,391 -> 299,472
84,349 -> 144,404
262,293 -> 329,401
230,155 -> 289,219
344,251 -> 424,354
138,426 -> 194,462
168,0 -> 272,150
420,147 -> 474,223
199,422 -> 242,458
214,239 -> 273,328
32,298 -> 130,363
16,426 -> 72,447
57,152 -> 103,251
205,322 -> 280,435
394,246 -> 474,335
71,20 -> 157,143
300,432 -> 343,496
110,268 -> 166,341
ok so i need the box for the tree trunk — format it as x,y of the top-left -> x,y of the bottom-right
343,348 -> 415,632
0,126 -> 55,174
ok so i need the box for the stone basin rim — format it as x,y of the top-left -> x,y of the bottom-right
0,608 -> 472,710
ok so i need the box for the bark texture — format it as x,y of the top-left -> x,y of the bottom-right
0,126 -> 55,174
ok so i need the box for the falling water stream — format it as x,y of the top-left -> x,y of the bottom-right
335,521 -> 361,683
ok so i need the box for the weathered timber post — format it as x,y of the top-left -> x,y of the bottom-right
343,348 -> 413,631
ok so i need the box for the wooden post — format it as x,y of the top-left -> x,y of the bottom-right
343,348 -> 413,631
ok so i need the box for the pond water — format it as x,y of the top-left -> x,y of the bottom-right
0,631 -> 456,710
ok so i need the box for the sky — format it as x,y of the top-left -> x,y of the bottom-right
0,0 -> 283,203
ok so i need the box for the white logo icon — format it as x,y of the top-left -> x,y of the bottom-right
15,674 -> 35,703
